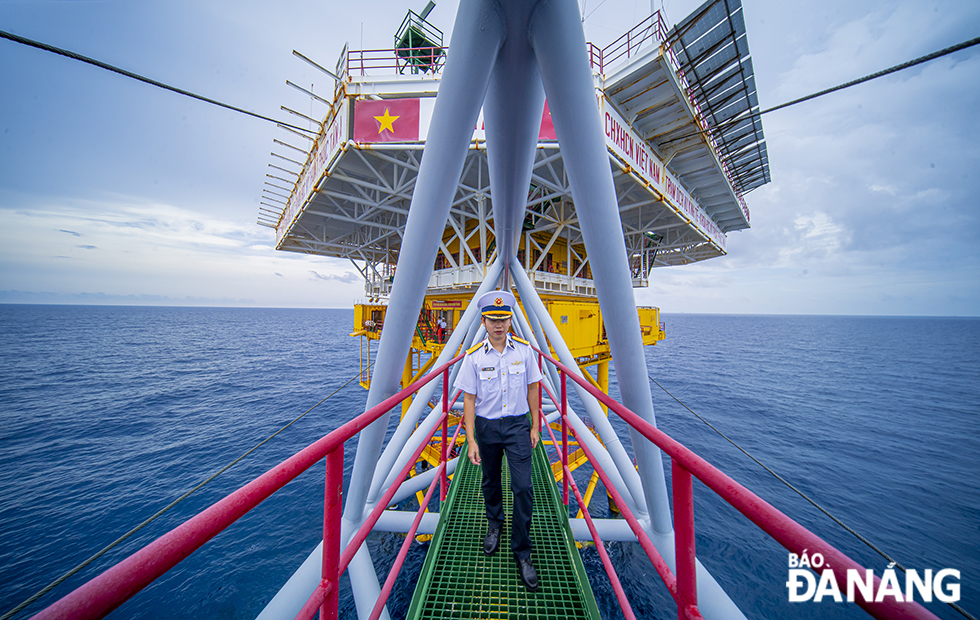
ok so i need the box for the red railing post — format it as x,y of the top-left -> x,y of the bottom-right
561,371 -> 568,506
672,459 -> 697,620
565,463 -> 638,620
321,447 -> 344,620
532,345 -> 941,620
537,352 -> 543,409
441,366 -> 449,502
537,351 -> 545,447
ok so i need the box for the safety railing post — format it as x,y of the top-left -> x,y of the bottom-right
537,352 -> 543,410
321,447 -> 344,620
561,371 -> 568,506
441,366 -> 449,502
672,459 -> 697,620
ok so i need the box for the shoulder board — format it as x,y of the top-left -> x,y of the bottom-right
465,342 -> 484,354
512,336 -> 530,346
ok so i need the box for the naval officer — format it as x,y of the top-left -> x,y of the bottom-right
454,290 -> 543,590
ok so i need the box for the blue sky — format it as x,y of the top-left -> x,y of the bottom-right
1,0 -> 978,315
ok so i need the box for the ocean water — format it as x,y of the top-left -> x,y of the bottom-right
0,306 -> 976,620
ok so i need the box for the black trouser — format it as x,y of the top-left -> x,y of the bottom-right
475,413 -> 533,558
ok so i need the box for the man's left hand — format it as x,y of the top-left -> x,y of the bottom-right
530,427 -> 540,449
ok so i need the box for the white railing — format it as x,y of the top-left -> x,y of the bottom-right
425,266 -> 598,297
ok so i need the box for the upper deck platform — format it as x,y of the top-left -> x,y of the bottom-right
258,0 -> 768,296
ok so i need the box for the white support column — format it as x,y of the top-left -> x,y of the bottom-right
510,295 -> 643,518
367,259 -> 503,504
338,4 -> 507,619
510,258 -> 648,518
527,0 -> 674,535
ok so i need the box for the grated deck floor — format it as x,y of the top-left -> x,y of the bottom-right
407,435 -> 601,620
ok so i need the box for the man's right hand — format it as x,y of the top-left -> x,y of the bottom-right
467,441 -> 481,465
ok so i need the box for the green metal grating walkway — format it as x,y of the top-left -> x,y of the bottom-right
406,441 -> 601,620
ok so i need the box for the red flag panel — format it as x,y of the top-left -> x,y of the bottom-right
353,98 -> 420,142
539,100 -> 556,140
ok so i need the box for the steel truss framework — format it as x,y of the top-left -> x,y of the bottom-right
666,0 -> 770,195
277,142 -> 724,297
262,3 -> 772,297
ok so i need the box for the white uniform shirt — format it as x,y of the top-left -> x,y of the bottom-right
453,334 -> 543,419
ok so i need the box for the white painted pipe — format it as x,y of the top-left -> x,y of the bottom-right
366,259 -> 502,506
510,259 -> 649,520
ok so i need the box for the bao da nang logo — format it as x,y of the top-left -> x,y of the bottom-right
786,551 -> 960,603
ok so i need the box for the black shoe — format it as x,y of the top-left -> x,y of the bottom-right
515,555 -> 539,590
484,525 -> 501,555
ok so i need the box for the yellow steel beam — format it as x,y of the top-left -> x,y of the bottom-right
597,360 -> 609,415
409,352 -> 437,384
401,353 -> 414,418
550,447 -> 589,480
575,470 -> 601,519
578,365 -> 602,392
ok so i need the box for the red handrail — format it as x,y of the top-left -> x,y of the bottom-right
539,378 -> 679,612
298,386 -> 464,620
538,401 -> 641,620
347,46 -> 446,75
597,12 -> 668,73
370,467 -> 441,620
368,416 -> 464,620
532,346 -> 939,620
30,353 -> 464,620
565,461 -> 638,620
30,337 -> 941,620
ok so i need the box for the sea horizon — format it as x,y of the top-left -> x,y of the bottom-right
1,306 -> 976,619
2,300 -> 978,319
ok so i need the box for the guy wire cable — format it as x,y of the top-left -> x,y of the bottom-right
649,375 -> 977,620
1,364 -> 369,620
6,27 -> 977,156
0,29 -> 319,136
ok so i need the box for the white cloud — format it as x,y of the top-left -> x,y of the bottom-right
0,0 -> 977,314
310,270 -> 361,284
0,193 -> 363,307
775,212 -> 847,266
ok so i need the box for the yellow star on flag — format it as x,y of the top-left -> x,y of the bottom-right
374,108 -> 399,133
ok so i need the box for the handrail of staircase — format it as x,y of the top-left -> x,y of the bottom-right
532,346 -> 939,620
598,11 -> 668,73
347,46 -> 447,76
29,352 -> 465,620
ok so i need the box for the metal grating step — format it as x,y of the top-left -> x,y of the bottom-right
407,434 -> 601,620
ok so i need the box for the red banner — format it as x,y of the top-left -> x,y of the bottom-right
539,100 -> 556,140
354,98 -> 420,142
472,100 -> 557,140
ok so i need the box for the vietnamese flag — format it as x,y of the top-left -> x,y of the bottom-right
354,98 -> 420,143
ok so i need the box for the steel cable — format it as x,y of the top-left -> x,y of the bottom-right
1,366 -> 367,620
0,29 -> 319,135
649,375 -> 977,620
